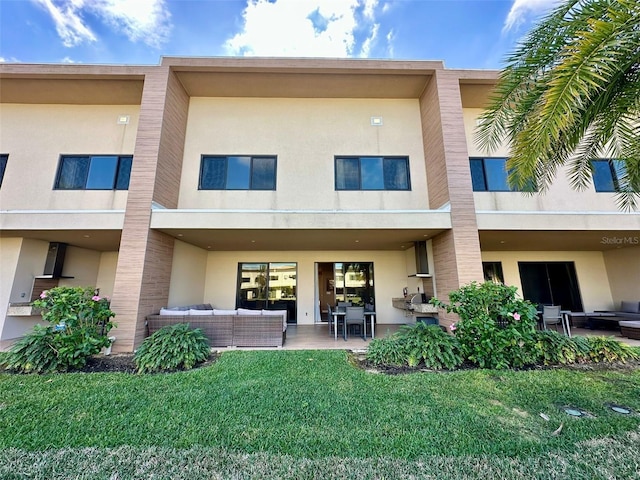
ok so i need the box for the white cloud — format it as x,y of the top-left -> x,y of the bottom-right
503,0 -> 560,33
225,0 -> 384,58
32,0 -> 171,48
385,29 -> 394,57
34,0 -> 97,47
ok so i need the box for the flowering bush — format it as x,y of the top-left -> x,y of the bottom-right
33,287 -> 114,334
431,282 -> 539,369
3,286 -> 115,373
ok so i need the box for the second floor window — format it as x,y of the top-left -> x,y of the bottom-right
470,157 -> 536,192
0,154 -> 7,188
592,159 -> 627,192
200,156 -> 277,190
55,155 -> 132,190
335,156 -> 410,190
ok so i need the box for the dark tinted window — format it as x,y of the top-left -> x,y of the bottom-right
200,156 -> 277,190
469,157 -> 535,192
336,156 -> 410,191
0,154 -> 8,188
592,159 -> 627,192
55,155 -> 132,190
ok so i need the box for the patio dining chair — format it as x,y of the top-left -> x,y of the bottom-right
344,306 -> 366,341
542,305 -> 565,335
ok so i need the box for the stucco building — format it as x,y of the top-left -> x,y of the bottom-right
1,57 -> 638,352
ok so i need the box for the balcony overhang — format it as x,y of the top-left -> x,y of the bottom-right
0,210 -> 125,251
150,208 -> 451,250
477,210 -> 640,251
164,57 -> 442,99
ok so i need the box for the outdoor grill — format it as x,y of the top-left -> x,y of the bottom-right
403,292 -> 438,325
405,292 -> 427,311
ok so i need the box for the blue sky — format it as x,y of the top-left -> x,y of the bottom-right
0,0 -> 560,69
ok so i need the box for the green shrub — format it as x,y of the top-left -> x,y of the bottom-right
400,323 -> 463,370
584,336 -> 639,363
4,286 -> 115,373
432,282 -> 539,369
366,323 -> 462,370
366,336 -> 407,367
2,326 -> 60,373
534,330 -> 589,365
134,324 -> 210,373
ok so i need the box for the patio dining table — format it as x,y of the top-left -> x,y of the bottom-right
331,309 -> 376,340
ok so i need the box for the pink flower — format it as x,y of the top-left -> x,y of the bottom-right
449,323 -> 457,332
513,312 -> 521,321
92,295 -> 101,301
39,291 -> 48,299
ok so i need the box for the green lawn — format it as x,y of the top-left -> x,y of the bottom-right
1,350 -> 639,479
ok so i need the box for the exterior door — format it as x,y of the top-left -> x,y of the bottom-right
518,261 -> 583,312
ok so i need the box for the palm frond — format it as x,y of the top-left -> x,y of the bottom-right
475,0 -> 640,210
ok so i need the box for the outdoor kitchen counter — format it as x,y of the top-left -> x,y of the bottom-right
391,298 -> 439,314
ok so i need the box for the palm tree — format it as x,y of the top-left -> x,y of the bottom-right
476,0 -> 640,210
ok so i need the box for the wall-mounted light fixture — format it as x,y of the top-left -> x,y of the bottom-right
370,116 -> 383,126
117,115 -> 130,125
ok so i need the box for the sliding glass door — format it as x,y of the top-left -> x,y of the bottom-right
317,262 -> 375,322
236,262 -> 297,323
334,262 -> 375,308
518,261 -> 583,312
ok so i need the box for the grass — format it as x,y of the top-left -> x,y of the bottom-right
1,350 -> 640,479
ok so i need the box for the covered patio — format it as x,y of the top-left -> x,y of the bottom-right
210,322 -> 640,351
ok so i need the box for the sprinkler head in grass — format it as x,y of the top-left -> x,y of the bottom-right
563,408 -> 584,417
609,405 -> 632,415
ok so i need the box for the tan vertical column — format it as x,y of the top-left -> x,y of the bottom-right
420,70 -> 483,326
110,67 -> 189,352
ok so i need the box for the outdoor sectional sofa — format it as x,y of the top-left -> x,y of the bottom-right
596,301 -> 640,340
146,306 -> 287,347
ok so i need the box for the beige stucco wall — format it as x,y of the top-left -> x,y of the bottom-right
57,246 -> 101,288
0,238 -> 23,339
603,246 -> 640,308
167,240 -> 208,308
179,98 -> 429,211
0,238 -> 49,339
481,251 -> 613,312
96,252 -> 119,299
0,104 -> 139,211
187,249 -> 414,325
463,108 -> 621,212
7,238 -> 49,303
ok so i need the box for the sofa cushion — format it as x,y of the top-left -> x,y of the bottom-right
238,307 -> 261,316
160,307 -> 187,316
619,320 -> 640,328
620,301 -> 640,314
190,303 -> 213,310
189,308 -> 214,316
213,309 -> 237,316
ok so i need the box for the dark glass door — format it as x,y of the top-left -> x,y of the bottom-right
518,262 -> 583,311
236,262 -> 297,323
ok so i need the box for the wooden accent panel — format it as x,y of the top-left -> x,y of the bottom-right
420,70 -> 484,329
109,68 -> 189,352
30,278 -> 59,301
153,71 -> 190,209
